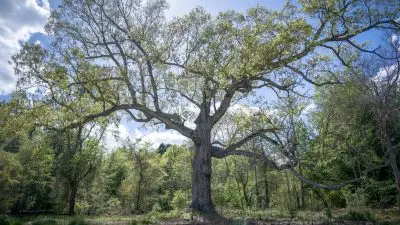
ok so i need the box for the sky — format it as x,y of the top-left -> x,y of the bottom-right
0,0 -> 287,150
0,0 -> 391,150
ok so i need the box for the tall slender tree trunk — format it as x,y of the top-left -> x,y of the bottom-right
69,184 -> 78,216
135,162 -> 144,211
389,148 -> 400,193
191,125 -> 215,214
384,125 -> 400,194
263,165 -> 269,208
264,177 -> 269,208
299,164 -> 305,208
285,173 -> 292,207
254,164 -> 261,208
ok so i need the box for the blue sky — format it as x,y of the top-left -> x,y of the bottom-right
0,0 -> 391,149
0,0 -> 288,149
0,0 -> 284,98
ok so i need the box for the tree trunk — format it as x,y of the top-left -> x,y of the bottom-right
254,164 -> 261,208
263,164 -> 270,208
264,177 -> 269,208
389,150 -> 400,193
299,164 -> 305,208
135,154 -> 144,212
285,173 -> 292,207
385,132 -> 400,194
191,129 -> 215,214
69,184 -> 78,216
382,119 -> 400,194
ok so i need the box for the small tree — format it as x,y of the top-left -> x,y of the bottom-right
52,124 -> 104,215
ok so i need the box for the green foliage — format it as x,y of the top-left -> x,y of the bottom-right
1,0 -> 400,220
364,179 -> 398,208
31,219 -> 58,225
68,217 -> 89,225
171,190 -> 190,211
0,152 -> 22,213
339,210 -> 376,223
327,191 -> 346,208
287,204 -> 298,219
0,216 -> 23,225
342,187 -> 368,209
151,203 -> 162,212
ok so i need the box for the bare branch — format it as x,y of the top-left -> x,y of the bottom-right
285,65 -> 342,86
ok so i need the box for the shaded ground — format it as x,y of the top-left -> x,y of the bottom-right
3,208 -> 399,225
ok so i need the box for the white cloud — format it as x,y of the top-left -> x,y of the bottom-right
373,64 -> 398,83
0,0 -> 50,94
303,102 -> 316,115
103,123 -> 188,151
227,104 -> 262,115
137,129 -> 188,147
391,34 -> 398,44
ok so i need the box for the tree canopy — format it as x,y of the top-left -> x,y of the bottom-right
3,0 -> 400,217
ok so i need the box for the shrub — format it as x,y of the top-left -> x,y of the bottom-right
0,216 -> 23,225
151,202 -> 162,212
171,190 -> 189,211
32,219 -> 58,225
68,217 -> 89,225
343,187 -> 368,208
364,179 -> 398,207
339,210 -> 376,222
287,205 -> 298,219
327,190 -> 346,208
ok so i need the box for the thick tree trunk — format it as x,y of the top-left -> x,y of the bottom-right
191,128 -> 215,214
69,184 -> 78,216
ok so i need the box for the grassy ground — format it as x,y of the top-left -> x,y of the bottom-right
1,208 -> 399,225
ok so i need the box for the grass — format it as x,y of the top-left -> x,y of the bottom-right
0,216 -> 23,225
1,208 -> 399,225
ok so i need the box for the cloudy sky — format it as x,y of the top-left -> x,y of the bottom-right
0,0 -> 284,96
0,0 -> 286,149
0,0 -> 386,150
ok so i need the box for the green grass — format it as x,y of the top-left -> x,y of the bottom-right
31,219 -> 58,225
1,208 -> 399,225
0,216 -> 23,225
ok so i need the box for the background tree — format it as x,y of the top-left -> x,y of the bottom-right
51,124 -> 105,215
348,32 -> 400,193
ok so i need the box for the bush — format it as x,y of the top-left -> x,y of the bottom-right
0,216 -> 23,225
287,205 -> 298,219
151,202 -> 162,212
339,210 -> 376,222
171,190 -> 189,211
68,217 -> 89,225
327,190 -> 346,208
365,179 -> 398,207
32,219 -> 58,225
343,187 -> 368,208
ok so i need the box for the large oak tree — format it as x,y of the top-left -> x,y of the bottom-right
13,0 -> 400,213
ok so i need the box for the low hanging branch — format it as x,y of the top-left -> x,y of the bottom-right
211,124 -> 391,191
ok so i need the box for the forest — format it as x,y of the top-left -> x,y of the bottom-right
1,0 -> 400,224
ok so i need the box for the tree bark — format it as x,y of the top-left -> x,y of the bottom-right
299,164 -> 305,208
135,158 -> 144,211
389,149 -> 400,193
384,127 -> 400,194
191,128 -> 215,214
264,172 -> 270,208
69,184 -> 78,216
